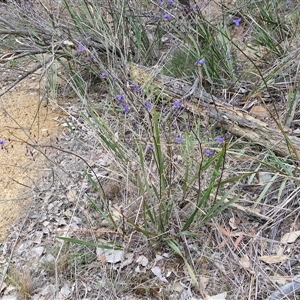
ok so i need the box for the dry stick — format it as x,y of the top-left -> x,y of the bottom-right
0,50 -> 51,62
130,63 -> 300,158
0,29 -> 31,36
0,57 -> 52,98
265,276 -> 300,300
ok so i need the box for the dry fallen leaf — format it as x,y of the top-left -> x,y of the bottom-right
259,255 -> 290,264
270,274 -> 290,285
199,276 -> 209,289
59,282 -> 71,299
96,248 -> 125,264
110,204 -> 123,222
151,266 -> 168,283
257,171 -> 273,185
173,282 -> 185,293
280,231 -> 300,244
240,255 -> 251,269
233,233 -> 244,252
229,216 -> 238,230
0,282 -> 7,293
66,189 -> 77,202
136,255 -> 149,267
250,105 -> 269,118
205,292 -> 227,300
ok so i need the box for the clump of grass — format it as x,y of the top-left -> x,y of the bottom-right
51,0 -> 300,297
162,47 -> 197,78
7,267 -> 33,300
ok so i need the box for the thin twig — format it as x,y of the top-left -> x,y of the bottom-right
0,57 -> 52,98
0,29 -> 31,36
0,50 -> 49,62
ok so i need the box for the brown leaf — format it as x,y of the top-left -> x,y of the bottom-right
233,233 -> 244,252
259,255 -> 289,264
240,255 -> 251,269
250,105 -> 269,117
281,231 -> 300,244
66,189 -> 77,202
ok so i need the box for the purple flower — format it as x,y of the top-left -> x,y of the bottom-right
168,0 -> 174,4
146,144 -> 153,152
116,94 -> 129,113
0,139 -> 5,145
145,101 -> 152,109
123,106 -> 130,114
132,83 -> 142,93
233,18 -> 242,27
204,149 -> 214,155
176,137 -> 184,143
118,102 -> 130,113
193,5 -> 201,12
117,94 -> 124,101
163,13 -> 171,20
215,136 -> 225,143
100,72 -> 107,78
232,65 -> 242,73
172,100 -> 181,108
25,3 -> 31,11
77,44 -> 85,51
196,59 -> 205,66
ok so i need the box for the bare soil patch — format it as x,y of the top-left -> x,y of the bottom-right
0,73 -> 66,240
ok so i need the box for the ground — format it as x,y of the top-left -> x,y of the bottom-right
0,69 -> 66,240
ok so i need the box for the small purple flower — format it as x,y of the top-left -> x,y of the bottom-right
196,59 -> 205,66
163,13 -> 171,20
232,65 -> 242,73
100,72 -> 107,78
117,94 -> 124,101
168,0 -> 174,4
0,139 -> 5,145
132,83 -> 142,93
158,0 -> 164,5
176,137 -> 184,143
118,102 -> 130,113
146,144 -> 154,152
172,100 -> 181,108
204,149 -> 214,155
215,136 -> 225,143
123,106 -> 130,114
233,18 -> 242,27
193,4 -> 201,12
145,101 -> 152,109
77,44 -> 85,51
25,3 -> 31,11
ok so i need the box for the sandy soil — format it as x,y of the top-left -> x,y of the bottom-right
0,73 -> 66,240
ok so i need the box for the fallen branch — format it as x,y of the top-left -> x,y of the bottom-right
265,276 -> 300,300
0,57 -> 52,98
130,64 -> 300,158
